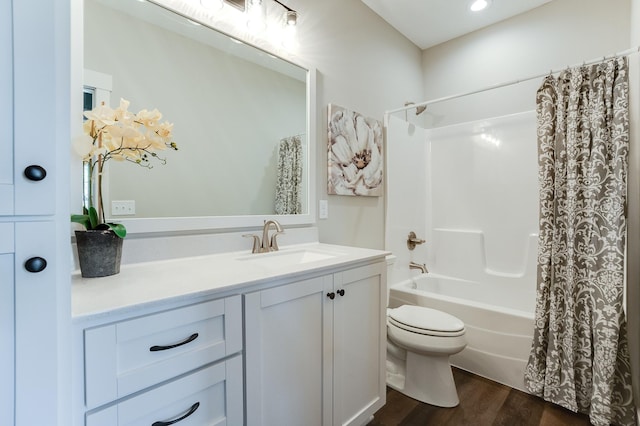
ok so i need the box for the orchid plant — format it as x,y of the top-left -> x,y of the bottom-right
71,98 -> 178,238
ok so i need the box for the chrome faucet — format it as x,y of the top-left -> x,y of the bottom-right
409,261 -> 428,273
243,219 -> 284,253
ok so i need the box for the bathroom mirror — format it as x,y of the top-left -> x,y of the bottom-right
83,0 -> 316,233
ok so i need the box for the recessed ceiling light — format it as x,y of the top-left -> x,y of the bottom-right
470,0 -> 490,12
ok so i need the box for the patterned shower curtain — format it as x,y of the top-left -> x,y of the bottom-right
524,57 -> 636,426
275,135 -> 302,215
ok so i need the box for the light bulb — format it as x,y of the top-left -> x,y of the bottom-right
470,0 -> 489,12
247,0 -> 266,32
281,24 -> 297,50
285,10 -> 297,26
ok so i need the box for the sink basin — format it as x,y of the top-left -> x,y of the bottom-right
236,247 -> 344,268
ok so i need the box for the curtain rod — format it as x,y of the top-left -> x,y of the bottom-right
384,45 -> 640,117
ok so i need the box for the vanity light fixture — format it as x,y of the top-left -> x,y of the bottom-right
469,0 -> 490,12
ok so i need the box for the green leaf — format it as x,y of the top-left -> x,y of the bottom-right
70,214 -> 91,230
88,207 -> 99,229
106,223 -> 127,239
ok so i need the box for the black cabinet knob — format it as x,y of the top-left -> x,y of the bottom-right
24,165 -> 47,181
327,292 -> 335,300
24,257 -> 47,273
337,289 -> 345,297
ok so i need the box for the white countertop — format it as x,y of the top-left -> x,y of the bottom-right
72,243 -> 389,321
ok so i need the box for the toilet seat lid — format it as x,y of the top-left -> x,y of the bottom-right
388,305 -> 464,333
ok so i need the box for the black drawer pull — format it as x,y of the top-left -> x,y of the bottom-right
337,289 -> 345,297
327,292 -> 335,300
24,165 -> 47,181
149,333 -> 198,352
24,257 -> 47,273
152,401 -> 200,426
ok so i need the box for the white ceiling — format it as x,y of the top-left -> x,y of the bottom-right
361,0 -> 554,50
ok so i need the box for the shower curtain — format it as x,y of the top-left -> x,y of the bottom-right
525,57 -> 636,426
275,135 -> 302,215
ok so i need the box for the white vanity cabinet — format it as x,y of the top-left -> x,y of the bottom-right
245,261 -> 387,426
76,295 -> 244,426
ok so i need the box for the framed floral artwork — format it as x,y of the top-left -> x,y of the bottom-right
327,104 -> 383,196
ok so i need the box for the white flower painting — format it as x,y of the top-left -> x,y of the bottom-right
327,104 -> 383,196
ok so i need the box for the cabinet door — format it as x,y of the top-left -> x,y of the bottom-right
14,221 -> 58,425
0,0 -> 12,215
245,276 -> 334,426
0,224 -> 15,425
332,262 -> 386,426
3,0 -> 57,216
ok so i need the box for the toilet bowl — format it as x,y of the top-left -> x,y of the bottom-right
386,304 -> 467,407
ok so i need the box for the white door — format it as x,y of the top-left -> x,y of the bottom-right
14,221 -> 58,425
332,263 -> 386,426
0,0 -> 13,215
244,275 -> 334,426
9,0 -> 57,216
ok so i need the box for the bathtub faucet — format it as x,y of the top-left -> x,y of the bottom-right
409,261 -> 428,274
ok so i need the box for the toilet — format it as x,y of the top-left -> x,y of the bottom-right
385,257 -> 467,407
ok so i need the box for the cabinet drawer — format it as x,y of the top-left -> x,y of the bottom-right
86,355 -> 243,426
85,295 -> 242,409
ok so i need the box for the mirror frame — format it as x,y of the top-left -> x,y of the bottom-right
76,0 -> 317,235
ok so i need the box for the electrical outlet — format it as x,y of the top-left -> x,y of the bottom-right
318,199 -> 328,219
111,200 -> 136,216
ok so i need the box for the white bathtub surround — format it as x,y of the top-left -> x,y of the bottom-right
524,58 -> 636,426
385,111 -> 539,280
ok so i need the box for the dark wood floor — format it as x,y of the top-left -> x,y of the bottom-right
369,368 -> 593,426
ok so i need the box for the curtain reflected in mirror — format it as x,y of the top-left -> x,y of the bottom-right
275,135 -> 303,214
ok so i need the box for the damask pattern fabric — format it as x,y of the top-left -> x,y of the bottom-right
275,136 -> 302,215
525,57 -> 636,426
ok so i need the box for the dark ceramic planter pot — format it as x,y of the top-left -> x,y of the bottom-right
75,230 -> 123,278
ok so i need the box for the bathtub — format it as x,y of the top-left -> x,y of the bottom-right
388,273 -> 535,393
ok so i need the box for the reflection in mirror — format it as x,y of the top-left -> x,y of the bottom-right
83,0 -> 309,224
